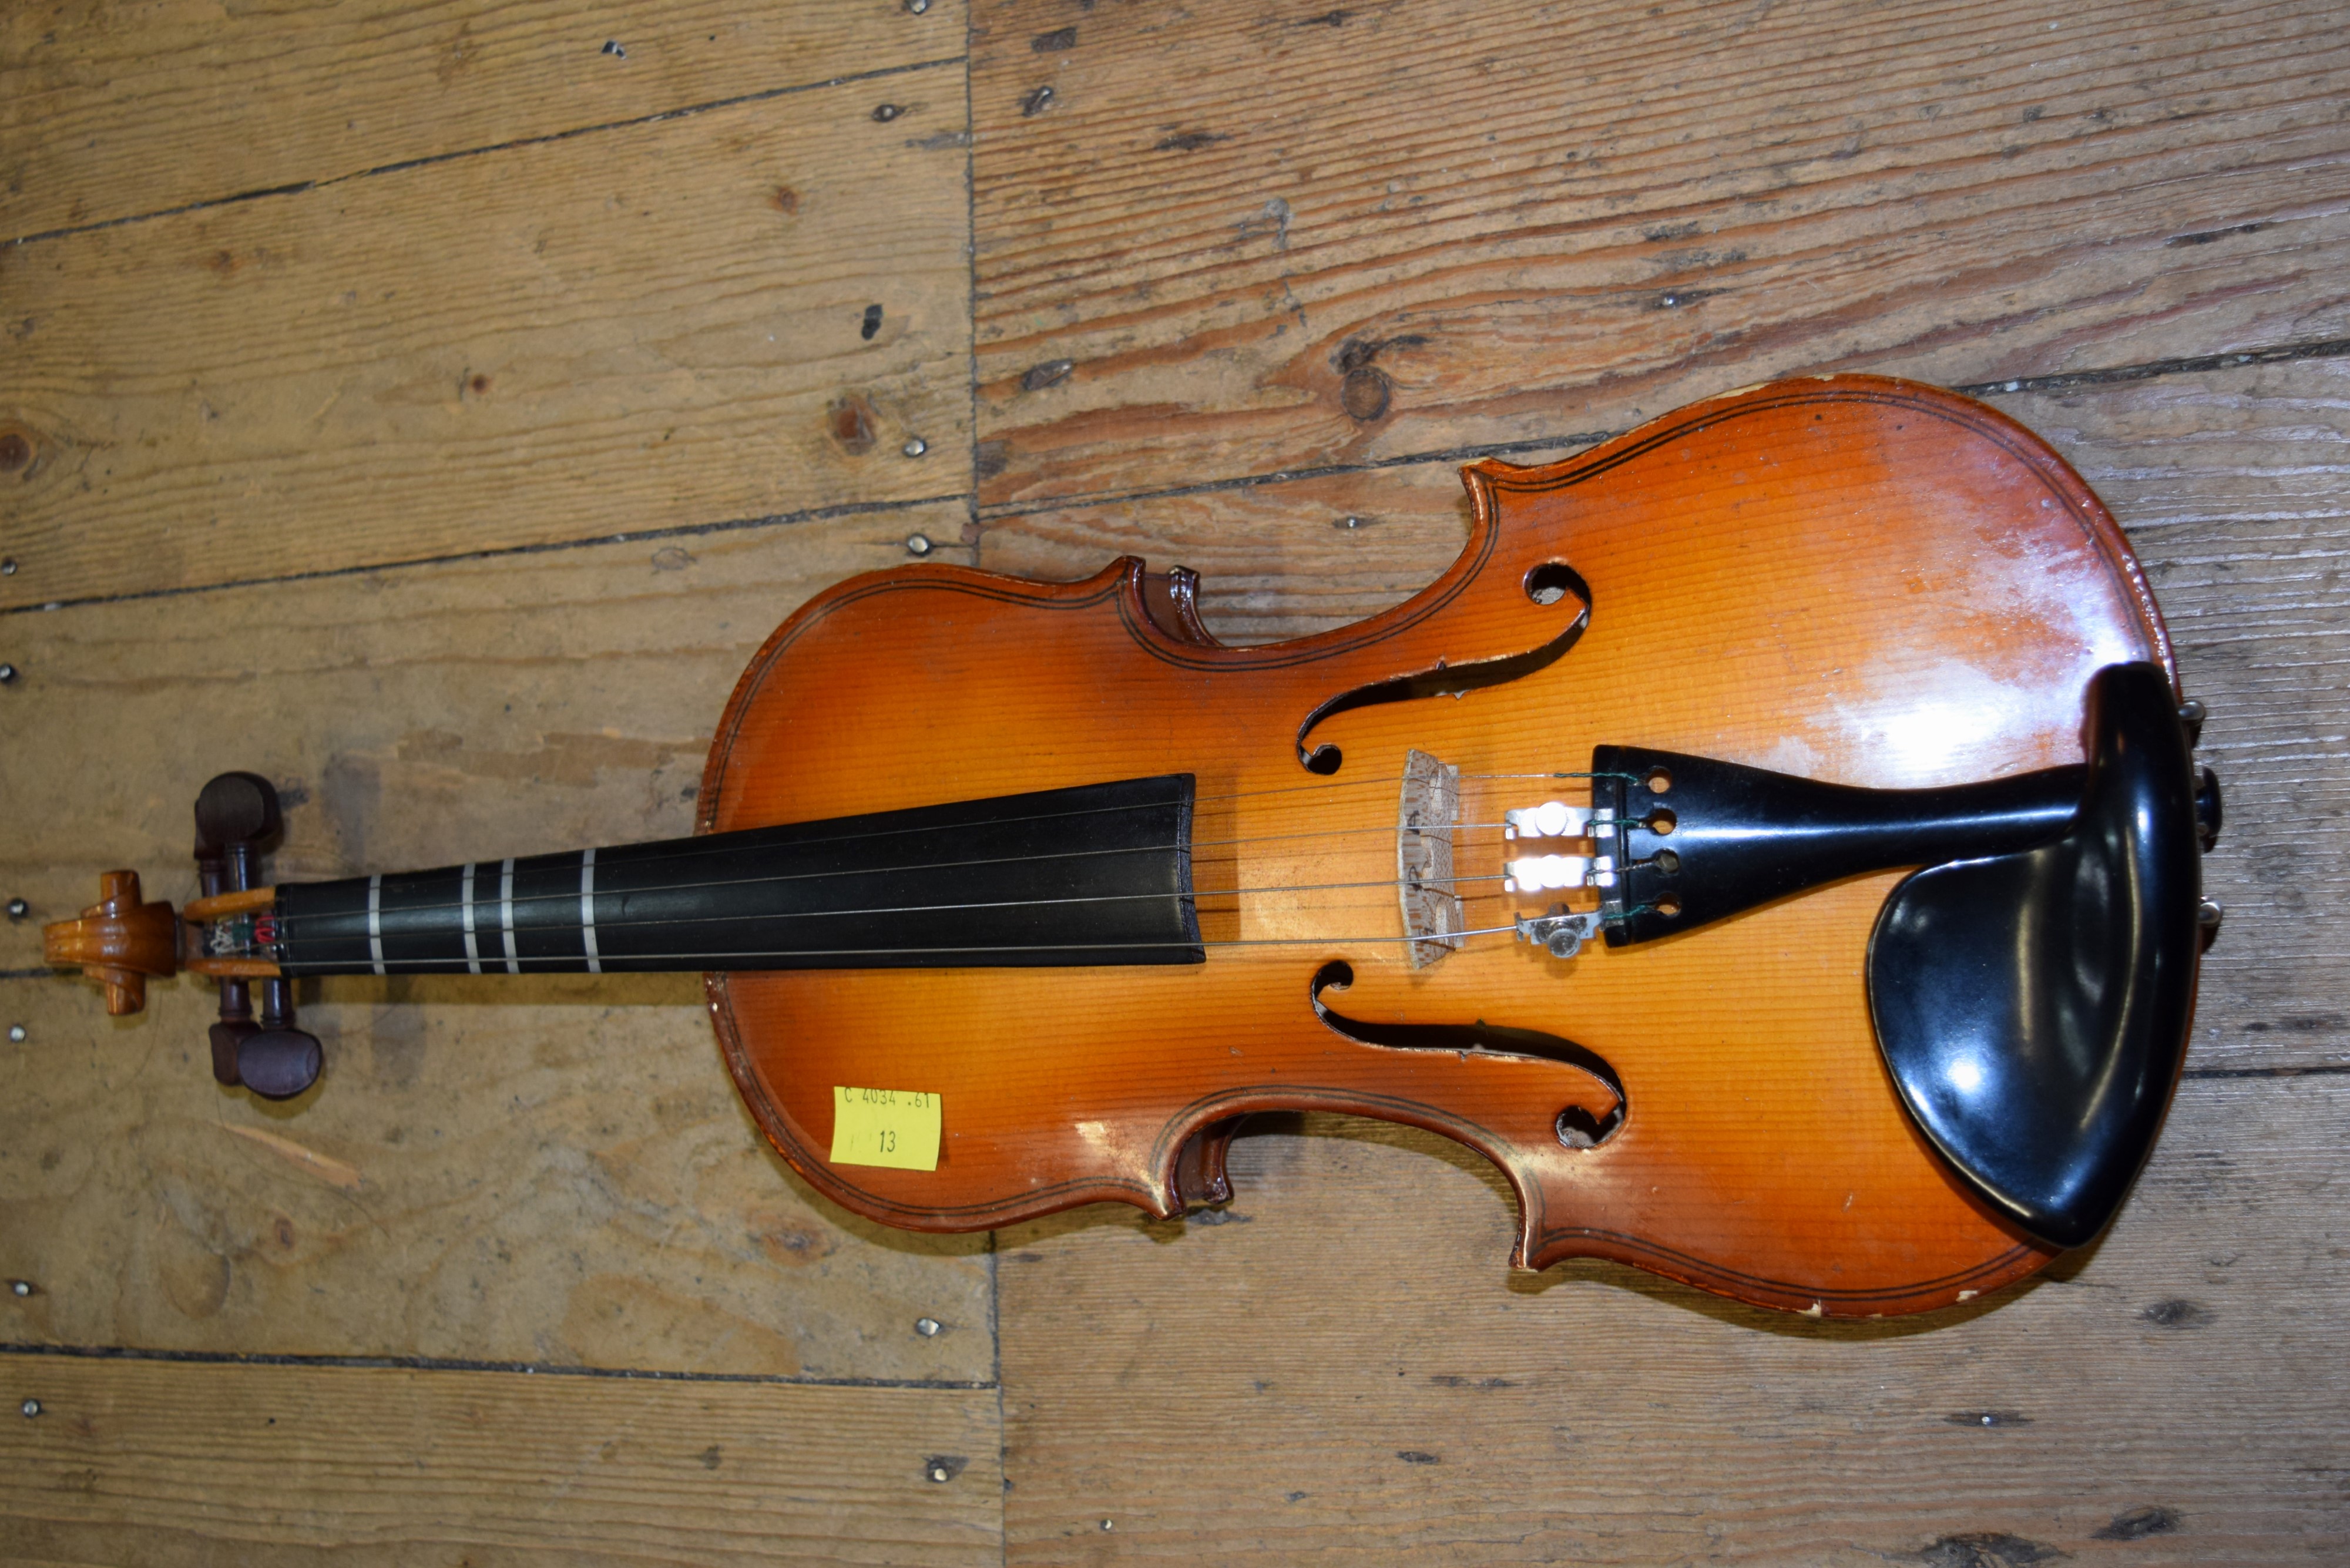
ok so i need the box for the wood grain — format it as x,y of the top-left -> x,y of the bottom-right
1,0 -> 968,241
0,68 -> 972,610
973,361 -> 2350,1076
968,0 -> 2350,506
0,1358 -> 1001,1566
995,1074 -> 2350,1564
0,508 -> 992,1378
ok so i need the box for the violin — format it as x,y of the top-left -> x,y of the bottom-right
44,375 -> 2223,1319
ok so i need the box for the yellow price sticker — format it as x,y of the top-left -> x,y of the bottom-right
829,1086 -> 942,1171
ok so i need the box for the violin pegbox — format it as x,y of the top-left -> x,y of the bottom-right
191,772 -> 321,1100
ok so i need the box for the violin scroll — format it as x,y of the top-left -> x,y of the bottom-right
41,869 -> 180,1016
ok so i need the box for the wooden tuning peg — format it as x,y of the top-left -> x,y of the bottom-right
42,870 -> 182,1015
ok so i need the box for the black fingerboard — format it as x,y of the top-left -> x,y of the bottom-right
271,775 -> 1200,975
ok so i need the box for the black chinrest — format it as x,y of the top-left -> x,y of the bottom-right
1866,663 -> 2202,1250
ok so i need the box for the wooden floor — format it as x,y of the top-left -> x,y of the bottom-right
4,0 -> 2346,1560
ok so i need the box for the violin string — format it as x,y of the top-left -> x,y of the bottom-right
241,767 -> 1613,915
1192,821 -> 1518,848
251,820 -> 1546,935
254,839 -> 1214,932
248,824 -> 1434,931
221,875 -> 1529,956
278,922 -> 1539,972
220,874 -> 1544,958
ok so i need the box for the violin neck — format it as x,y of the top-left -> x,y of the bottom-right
238,775 -> 1206,976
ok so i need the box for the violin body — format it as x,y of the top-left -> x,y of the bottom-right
699,375 -> 2179,1318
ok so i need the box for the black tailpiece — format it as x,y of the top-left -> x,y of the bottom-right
1589,663 -> 2214,1249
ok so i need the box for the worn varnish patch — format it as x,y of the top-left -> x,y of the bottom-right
969,0 -> 2350,506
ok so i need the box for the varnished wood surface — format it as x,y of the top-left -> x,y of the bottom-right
4,0 -> 2347,1558
703,378 -> 2157,1315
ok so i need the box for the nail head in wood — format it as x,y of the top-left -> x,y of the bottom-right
1340,365 -> 1392,421
1021,359 -> 1075,392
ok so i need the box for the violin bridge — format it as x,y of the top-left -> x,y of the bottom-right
1398,749 -> 1464,968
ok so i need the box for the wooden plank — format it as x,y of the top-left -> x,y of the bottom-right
968,0 -> 2350,506
0,68 -> 972,610
0,1358 -> 1001,1566
971,360 -> 2350,1073
1,0 -> 968,241
0,507 -> 993,1379
995,1075 -> 2350,1564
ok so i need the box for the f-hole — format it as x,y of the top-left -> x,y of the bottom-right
1296,563 -> 1593,774
1308,961 -> 1625,1144
1555,1104 -> 1623,1149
